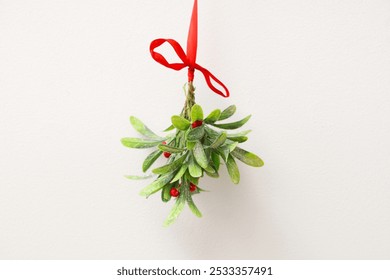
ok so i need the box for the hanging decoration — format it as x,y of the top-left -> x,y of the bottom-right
122,0 -> 264,226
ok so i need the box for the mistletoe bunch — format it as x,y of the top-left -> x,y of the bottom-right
121,83 -> 263,226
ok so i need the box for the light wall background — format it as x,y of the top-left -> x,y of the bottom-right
1,0 -> 389,259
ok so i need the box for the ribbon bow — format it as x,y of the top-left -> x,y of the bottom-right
149,0 -> 230,98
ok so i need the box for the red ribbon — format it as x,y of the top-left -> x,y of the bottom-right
149,0 -> 230,98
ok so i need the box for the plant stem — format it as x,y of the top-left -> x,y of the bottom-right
182,82 -> 196,120
175,82 -> 196,150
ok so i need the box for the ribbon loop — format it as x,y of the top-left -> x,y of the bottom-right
195,64 -> 230,98
150,39 -> 188,71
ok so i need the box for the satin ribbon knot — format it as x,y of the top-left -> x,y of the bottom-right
149,0 -> 230,98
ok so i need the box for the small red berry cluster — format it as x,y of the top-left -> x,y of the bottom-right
164,120 -> 202,198
161,141 -> 171,158
191,120 -> 203,128
170,182 -> 197,197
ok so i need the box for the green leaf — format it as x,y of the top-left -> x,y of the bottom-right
186,173 -> 199,186
171,115 -> 190,130
163,194 -> 186,227
225,130 -> 251,143
204,126 -> 220,138
226,155 -> 240,184
226,130 -> 251,143
226,140 -> 239,152
193,141 -> 208,169
203,164 -> 216,174
140,172 -> 175,197
211,151 -> 221,171
121,138 -> 162,149
186,140 -> 196,150
186,126 -> 205,141
158,144 -> 185,153
152,154 -> 187,175
217,147 -> 229,162
171,163 -> 188,183
210,132 -> 227,149
191,104 -> 204,122
130,116 -> 163,140
231,147 -> 264,167
227,130 -> 252,137
211,115 -> 251,130
227,136 -> 248,143
142,150 -> 163,172
163,124 -> 175,132
188,156 -> 202,178
217,141 -> 238,161
124,174 -> 154,180
219,105 -> 236,121
205,170 -> 219,178
204,109 -> 221,124
185,190 -> 202,218
161,184 -> 172,202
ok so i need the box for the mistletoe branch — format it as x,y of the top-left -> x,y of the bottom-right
121,84 -> 264,226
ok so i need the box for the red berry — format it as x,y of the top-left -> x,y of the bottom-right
191,120 -> 203,128
190,183 -> 197,192
162,141 -> 170,158
170,188 -> 180,197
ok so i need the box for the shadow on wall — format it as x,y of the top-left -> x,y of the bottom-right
173,167 -> 282,259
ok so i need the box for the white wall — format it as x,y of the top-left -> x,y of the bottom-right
1,0 -> 389,259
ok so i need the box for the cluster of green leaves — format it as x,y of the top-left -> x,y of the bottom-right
121,104 -> 264,226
